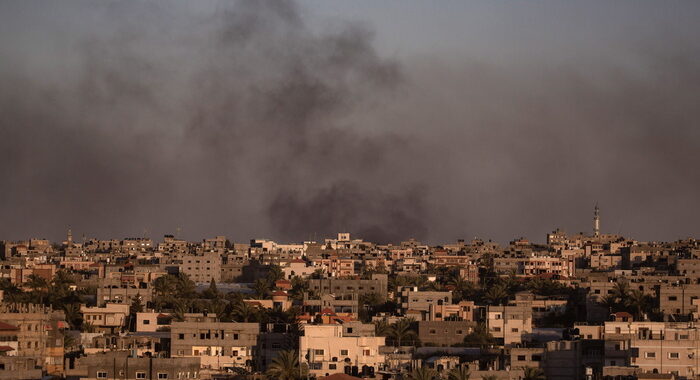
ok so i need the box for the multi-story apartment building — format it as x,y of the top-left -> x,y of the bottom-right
81,303 -> 130,333
76,351 -> 200,380
603,321 -> 700,378
308,274 -> 388,301
658,283 -> 700,320
170,320 -> 259,370
418,321 -> 476,346
0,303 -> 65,376
300,323 -> 385,378
172,252 -> 222,284
486,304 -> 533,346
428,301 -> 475,322
398,288 -> 452,316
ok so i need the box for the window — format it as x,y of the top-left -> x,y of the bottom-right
233,334 -> 239,340
315,349 -> 324,355
517,355 -> 526,361
456,330 -> 463,334
645,352 -> 656,358
511,328 -> 519,333
136,372 -> 147,379
532,355 -> 542,362
363,349 -> 371,356
669,352 -> 679,359
340,350 -> 348,356
347,328 -> 353,333
97,372 -> 108,379
669,296 -> 678,301
179,334 -> 185,339
329,364 -> 337,370
493,327 -> 501,332
158,373 -> 169,379
429,329 -> 436,335
143,320 -> 150,325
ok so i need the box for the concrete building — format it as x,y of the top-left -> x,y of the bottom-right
300,323 -> 385,378
0,303 -> 66,376
486,305 -> 533,346
418,321 -> 476,347
81,303 -> 129,333
308,275 -> 388,301
172,252 -> 222,284
398,288 -> 452,317
170,321 -> 259,370
76,351 -> 200,380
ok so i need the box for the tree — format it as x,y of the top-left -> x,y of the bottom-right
232,301 -> 259,322
63,303 -> 83,330
266,265 -> 284,284
523,367 -> 546,380
289,277 -> 309,302
26,274 -> 49,304
447,367 -> 471,380
448,274 -> 474,303
252,279 -> 271,299
625,289 -> 652,320
202,278 -> 219,299
374,319 -> 391,337
407,366 -> 437,380
611,280 -> 630,302
462,323 -> 495,348
266,350 -> 307,380
389,318 -> 417,347
483,284 -> 509,305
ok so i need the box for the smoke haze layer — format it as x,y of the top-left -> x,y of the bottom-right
1,0 -> 699,244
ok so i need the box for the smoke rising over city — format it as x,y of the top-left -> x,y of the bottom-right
1,0 -> 699,244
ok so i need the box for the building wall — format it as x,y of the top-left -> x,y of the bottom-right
418,321 -> 476,347
300,324 -> 385,378
170,321 -> 259,370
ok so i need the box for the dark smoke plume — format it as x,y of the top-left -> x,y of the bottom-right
1,1 -> 699,244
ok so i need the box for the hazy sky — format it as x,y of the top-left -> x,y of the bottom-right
1,1 -> 699,244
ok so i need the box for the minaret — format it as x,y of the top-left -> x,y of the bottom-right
67,228 -> 73,246
593,204 -> 600,237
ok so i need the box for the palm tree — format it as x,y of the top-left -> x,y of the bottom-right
611,280 -> 630,302
598,294 -> 619,313
207,300 -> 226,318
289,277 -> 309,302
625,289 -> 650,320
374,319 -> 391,337
523,367 -> 546,380
25,274 -> 48,304
483,284 -> 509,305
266,265 -> 285,283
266,350 -> 306,380
252,279 -> 271,299
232,301 -> 258,322
407,366 -> 437,380
390,318 -> 417,347
447,366 -> 471,380
63,303 -> 83,330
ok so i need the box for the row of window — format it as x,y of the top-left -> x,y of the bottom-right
97,371 -> 198,379
177,332 -> 240,340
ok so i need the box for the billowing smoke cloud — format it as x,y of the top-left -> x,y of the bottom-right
0,0 -> 426,244
0,0 -> 699,244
